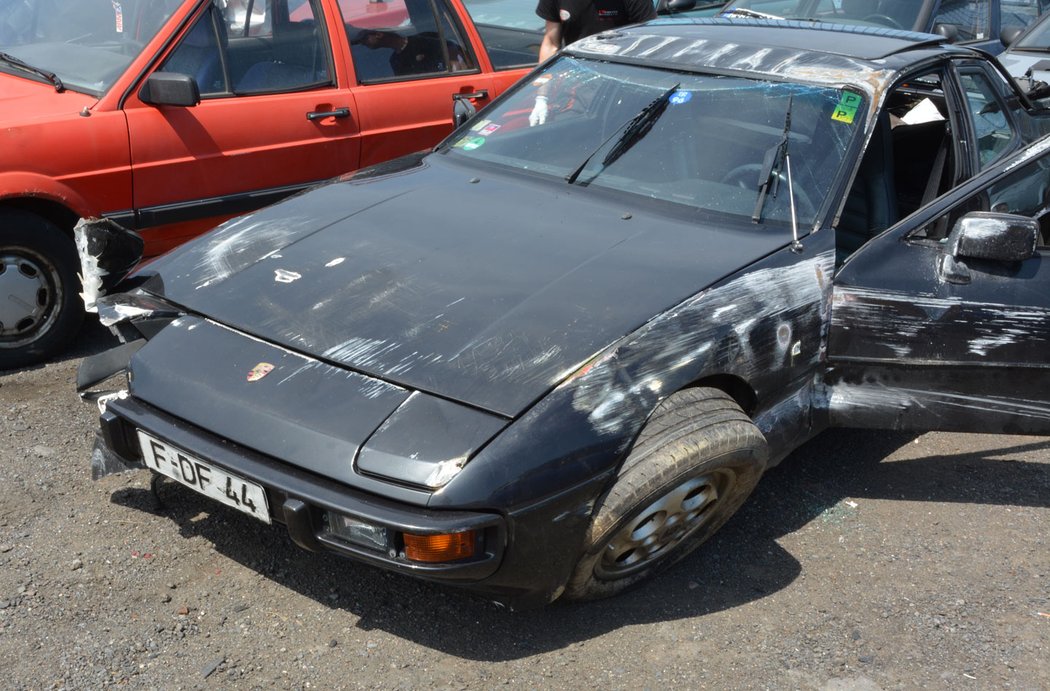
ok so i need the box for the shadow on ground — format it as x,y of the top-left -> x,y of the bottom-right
110,428 -> 1050,660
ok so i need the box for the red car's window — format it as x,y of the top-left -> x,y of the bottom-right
160,0 -> 334,95
340,0 -> 477,83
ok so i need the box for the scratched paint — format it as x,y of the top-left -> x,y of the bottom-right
572,25 -> 896,105
831,286 -> 1050,363
569,251 -> 834,438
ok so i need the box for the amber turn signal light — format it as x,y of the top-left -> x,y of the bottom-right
403,530 -> 476,563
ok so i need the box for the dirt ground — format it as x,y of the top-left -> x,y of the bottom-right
1,319 -> 1048,689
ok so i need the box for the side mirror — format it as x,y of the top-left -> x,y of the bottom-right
934,23 -> 959,42
1000,25 -> 1023,47
452,96 -> 476,128
940,212 -> 1038,283
656,0 -> 697,13
139,72 -> 200,107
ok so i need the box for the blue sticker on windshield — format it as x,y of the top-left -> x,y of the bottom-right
669,91 -> 692,106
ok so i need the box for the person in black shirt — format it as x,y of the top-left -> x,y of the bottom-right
530,0 -> 656,125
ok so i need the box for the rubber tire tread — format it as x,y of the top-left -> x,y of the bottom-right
0,210 -> 83,370
562,387 -> 767,601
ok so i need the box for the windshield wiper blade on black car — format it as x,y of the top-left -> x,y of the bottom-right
566,82 -> 680,185
0,52 -> 63,91
752,94 -> 792,223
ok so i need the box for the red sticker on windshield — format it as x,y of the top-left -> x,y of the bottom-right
112,1 -> 124,33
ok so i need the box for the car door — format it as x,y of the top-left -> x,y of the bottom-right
337,0 -> 498,167
827,136 -> 1050,435
124,0 -> 361,254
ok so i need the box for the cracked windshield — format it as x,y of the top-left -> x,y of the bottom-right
443,56 -> 862,227
0,0 -> 182,93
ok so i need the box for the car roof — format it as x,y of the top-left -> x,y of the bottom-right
567,18 -> 965,96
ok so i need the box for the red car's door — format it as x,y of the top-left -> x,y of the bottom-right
334,0 -> 502,166
125,0 -> 361,255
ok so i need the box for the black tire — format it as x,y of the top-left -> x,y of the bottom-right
0,211 -> 83,370
563,387 -> 768,601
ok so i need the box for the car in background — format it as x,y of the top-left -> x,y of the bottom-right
0,0 -> 539,370
1000,8 -> 1050,84
718,0 -> 1050,54
80,20 -> 1050,607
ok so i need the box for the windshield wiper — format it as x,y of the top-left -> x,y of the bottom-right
0,52 -> 63,91
752,94 -> 803,251
566,82 -> 680,185
752,95 -> 792,223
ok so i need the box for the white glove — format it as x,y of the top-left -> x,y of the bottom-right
529,96 -> 548,127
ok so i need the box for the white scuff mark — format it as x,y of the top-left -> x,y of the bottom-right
574,251 -> 835,436
325,257 -> 346,267
74,221 -> 104,312
274,269 -> 302,284
830,383 -> 1050,421
711,304 -> 737,319
323,337 -> 400,366
424,455 -> 468,488
96,389 -> 128,415
189,216 -> 308,290
97,304 -> 156,327
446,297 -> 466,308
968,332 -> 1023,356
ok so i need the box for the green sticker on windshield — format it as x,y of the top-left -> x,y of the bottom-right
460,136 -> 486,151
832,90 -> 862,124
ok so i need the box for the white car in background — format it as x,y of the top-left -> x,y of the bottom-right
1000,10 -> 1050,82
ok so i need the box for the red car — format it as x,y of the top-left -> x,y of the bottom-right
0,0 -> 540,368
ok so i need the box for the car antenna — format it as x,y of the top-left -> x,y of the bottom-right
783,97 -> 803,253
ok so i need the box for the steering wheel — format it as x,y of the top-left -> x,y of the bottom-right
862,13 -> 903,29
721,163 -> 815,220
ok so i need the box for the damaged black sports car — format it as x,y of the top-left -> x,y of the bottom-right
80,19 -> 1050,607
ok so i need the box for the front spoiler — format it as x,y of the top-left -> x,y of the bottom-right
95,395 -> 507,584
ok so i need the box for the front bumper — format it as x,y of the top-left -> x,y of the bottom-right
97,396 -> 507,584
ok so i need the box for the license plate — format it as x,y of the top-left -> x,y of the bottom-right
137,430 -> 271,524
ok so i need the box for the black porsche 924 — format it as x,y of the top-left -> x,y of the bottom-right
78,19 -> 1050,607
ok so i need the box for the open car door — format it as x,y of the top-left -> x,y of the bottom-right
828,135 -> 1050,435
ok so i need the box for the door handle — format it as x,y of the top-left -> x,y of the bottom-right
453,90 -> 488,102
306,107 -> 351,121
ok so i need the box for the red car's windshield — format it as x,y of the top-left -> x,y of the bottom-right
0,0 -> 184,94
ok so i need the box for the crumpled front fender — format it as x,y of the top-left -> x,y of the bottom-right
74,217 -> 144,311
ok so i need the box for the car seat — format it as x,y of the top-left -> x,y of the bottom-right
837,111 -> 898,261
161,10 -> 229,94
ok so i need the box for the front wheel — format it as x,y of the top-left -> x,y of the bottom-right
563,387 -> 767,601
0,211 -> 83,369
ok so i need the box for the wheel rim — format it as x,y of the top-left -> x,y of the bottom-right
595,469 -> 735,580
0,248 -> 62,348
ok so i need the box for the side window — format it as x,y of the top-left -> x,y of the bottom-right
837,70 -> 957,261
342,0 -> 478,83
160,0 -> 332,95
1000,0 -> 1050,35
909,147 -> 1050,246
158,8 -> 228,96
958,70 -> 1015,170
932,0 -> 991,41
225,0 -> 332,92
459,0 -> 544,70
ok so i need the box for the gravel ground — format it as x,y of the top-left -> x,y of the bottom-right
1,319 -> 1048,689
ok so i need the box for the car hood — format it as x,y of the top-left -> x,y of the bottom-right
141,155 -> 790,417
0,73 -> 95,124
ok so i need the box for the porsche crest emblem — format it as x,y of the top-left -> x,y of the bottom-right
247,362 -> 275,382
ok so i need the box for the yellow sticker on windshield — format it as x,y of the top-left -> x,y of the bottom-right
832,90 -> 862,124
